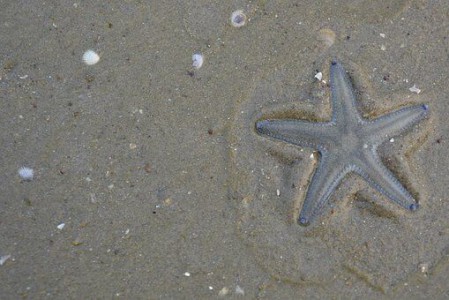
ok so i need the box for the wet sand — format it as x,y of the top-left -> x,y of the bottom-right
1,0 -> 448,298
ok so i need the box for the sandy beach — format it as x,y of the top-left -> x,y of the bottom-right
1,0 -> 448,298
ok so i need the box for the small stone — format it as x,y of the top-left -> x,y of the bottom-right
418,262 -> 429,274
72,238 -> 82,246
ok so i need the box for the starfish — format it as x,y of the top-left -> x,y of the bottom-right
256,61 -> 429,226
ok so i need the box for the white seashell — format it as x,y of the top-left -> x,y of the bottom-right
409,84 -> 421,94
0,255 -> 11,266
231,10 -> 246,28
318,28 -> 336,47
82,50 -> 100,65
192,53 -> 204,69
18,167 -> 34,181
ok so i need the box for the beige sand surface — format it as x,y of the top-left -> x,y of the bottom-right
1,0 -> 448,298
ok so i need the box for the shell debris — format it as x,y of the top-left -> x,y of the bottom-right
82,50 -> 100,65
231,10 -> 246,27
409,84 -> 421,94
235,285 -> 245,295
18,167 -> 34,181
0,255 -> 11,266
318,28 -> 336,47
192,53 -> 204,69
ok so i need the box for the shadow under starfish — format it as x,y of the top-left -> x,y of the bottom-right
256,61 -> 429,226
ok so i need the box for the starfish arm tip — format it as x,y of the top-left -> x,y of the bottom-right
298,216 -> 310,226
409,203 -> 419,211
255,120 -> 268,133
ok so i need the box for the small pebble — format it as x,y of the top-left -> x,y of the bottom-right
231,10 -> 246,28
418,262 -> 429,274
82,50 -> 100,65
72,237 -> 83,246
184,272 -> 191,277
18,167 -> 34,181
192,53 -> 204,69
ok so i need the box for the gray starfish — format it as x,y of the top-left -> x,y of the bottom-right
256,61 -> 429,226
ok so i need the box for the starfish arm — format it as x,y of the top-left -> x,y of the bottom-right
255,119 -> 336,150
330,61 -> 362,126
298,153 -> 352,225
363,104 -> 429,144
354,149 -> 418,211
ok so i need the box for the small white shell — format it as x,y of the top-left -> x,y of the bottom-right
18,167 -> 34,181
318,28 -> 336,47
82,50 -> 100,65
231,10 -> 246,28
409,84 -> 421,94
192,53 -> 204,69
0,255 -> 11,266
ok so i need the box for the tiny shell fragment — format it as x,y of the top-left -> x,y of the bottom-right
318,28 -> 336,47
231,10 -> 246,27
409,84 -> 421,94
218,287 -> 229,296
82,50 -> 100,65
0,255 -> 11,266
18,167 -> 34,181
192,53 -> 204,69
